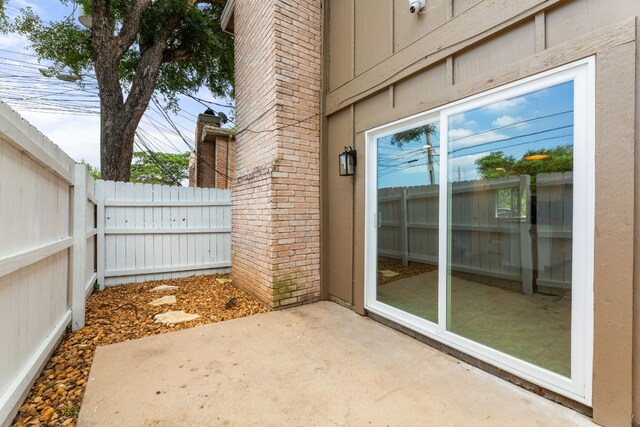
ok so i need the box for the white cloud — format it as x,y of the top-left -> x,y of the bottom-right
484,97 -> 527,112
448,152 -> 492,181
0,33 -> 30,51
449,128 -> 473,139
492,115 -> 525,127
449,113 -> 466,126
19,110 -> 101,166
449,113 -> 477,128
449,128 -> 510,147
8,0 -> 43,14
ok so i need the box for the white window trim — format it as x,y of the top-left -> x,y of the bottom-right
364,57 -> 595,405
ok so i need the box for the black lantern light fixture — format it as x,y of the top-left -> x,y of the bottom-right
339,146 -> 357,176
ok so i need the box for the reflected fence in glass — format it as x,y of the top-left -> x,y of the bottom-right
376,121 -> 440,323
446,81 -> 574,377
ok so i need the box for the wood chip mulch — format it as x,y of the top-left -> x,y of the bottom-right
377,261 -> 434,286
11,275 -> 268,427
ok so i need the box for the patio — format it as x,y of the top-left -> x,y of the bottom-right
78,302 -> 591,426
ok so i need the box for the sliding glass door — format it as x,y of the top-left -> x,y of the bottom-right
376,120 -> 440,323
446,81 -> 574,377
365,59 -> 594,404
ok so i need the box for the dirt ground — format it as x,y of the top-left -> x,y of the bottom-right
11,275 -> 268,427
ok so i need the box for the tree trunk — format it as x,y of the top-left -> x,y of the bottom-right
91,0 -> 186,181
99,91 -> 146,182
100,108 -> 135,182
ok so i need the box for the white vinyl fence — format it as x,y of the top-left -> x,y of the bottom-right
0,102 -> 96,427
0,102 -> 231,427
96,181 -> 231,286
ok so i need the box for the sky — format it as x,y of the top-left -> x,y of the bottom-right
378,81 -> 574,188
0,0 -> 235,169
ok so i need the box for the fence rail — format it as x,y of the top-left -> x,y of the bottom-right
378,173 -> 573,293
0,101 -> 232,427
96,181 -> 231,286
0,101 -> 92,427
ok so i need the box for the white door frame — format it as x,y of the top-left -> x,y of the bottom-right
364,57 -> 595,404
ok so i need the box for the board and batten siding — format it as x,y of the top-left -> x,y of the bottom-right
0,101 -> 97,427
322,0 -> 639,424
96,181 -> 231,286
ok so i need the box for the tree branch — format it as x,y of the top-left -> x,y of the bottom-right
121,13 -> 183,142
91,0 -> 124,112
115,0 -> 153,58
163,46 -> 194,62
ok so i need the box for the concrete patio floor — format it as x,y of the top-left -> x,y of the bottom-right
78,302 -> 593,426
378,271 -> 571,376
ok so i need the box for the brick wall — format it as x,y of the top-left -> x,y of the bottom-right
232,0 -> 322,309
193,116 -> 236,189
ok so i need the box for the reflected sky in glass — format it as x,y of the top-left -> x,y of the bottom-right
377,122 -> 440,189
448,82 -> 574,182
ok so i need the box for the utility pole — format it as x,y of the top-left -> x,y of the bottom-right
425,131 -> 435,185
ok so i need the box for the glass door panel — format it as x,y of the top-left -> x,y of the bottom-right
376,122 -> 440,323
446,82 -> 575,377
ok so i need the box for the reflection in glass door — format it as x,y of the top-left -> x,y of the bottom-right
376,121 -> 440,323
367,59 -> 593,402
446,82 -> 574,377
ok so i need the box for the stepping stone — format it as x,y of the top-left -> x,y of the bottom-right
150,285 -> 178,292
154,311 -> 200,325
379,270 -> 400,278
148,296 -> 176,306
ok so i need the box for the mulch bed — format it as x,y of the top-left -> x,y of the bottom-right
377,261 -> 434,286
11,275 -> 268,427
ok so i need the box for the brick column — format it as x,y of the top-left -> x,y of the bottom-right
232,0 -> 322,309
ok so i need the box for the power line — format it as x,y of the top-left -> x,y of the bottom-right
449,110 -> 573,143
449,125 -> 574,155
134,132 -> 183,186
151,96 -> 233,182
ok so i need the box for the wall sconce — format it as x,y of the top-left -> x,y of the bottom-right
339,146 -> 357,176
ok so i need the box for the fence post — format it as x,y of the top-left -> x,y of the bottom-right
95,180 -> 106,289
519,175 -> 534,294
72,163 -> 87,330
401,188 -> 409,266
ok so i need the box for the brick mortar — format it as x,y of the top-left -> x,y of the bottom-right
232,0 -> 322,309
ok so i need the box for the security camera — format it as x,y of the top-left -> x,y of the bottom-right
409,0 -> 425,13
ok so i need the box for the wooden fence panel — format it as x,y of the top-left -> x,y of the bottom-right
377,175 -> 546,293
536,172 -> 573,291
96,180 -> 231,286
0,101 -> 82,426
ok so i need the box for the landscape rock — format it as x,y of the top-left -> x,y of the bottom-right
11,275 -> 266,427
379,270 -> 400,278
148,296 -> 177,306
154,311 -> 200,325
150,285 -> 179,292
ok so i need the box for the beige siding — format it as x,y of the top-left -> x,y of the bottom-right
393,0 -> 450,52
325,108 -> 354,304
453,21 -> 537,83
393,61 -> 448,112
453,0 -> 483,16
354,0 -> 392,75
328,0 -> 353,90
323,0 -> 640,424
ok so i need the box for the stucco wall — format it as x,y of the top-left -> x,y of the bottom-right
322,1 -> 639,425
